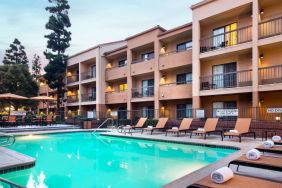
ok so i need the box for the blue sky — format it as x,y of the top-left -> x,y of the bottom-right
0,0 -> 200,67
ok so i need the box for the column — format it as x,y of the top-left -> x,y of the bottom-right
127,49 -> 133,119
154,39 -> 161,119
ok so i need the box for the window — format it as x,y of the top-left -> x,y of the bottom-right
90,65 -> 96,78
177,104 -> 192,119
118,59 -> 127,67
142,106 -> 154,119
212,62 -> 236,89
142,79 -> 154,97
91,87 -> 96,100
119,83 -> 127,92
176,73 -> 192,84
213,101 -> 237,120
213,23 -> 237,48
118,107 -> 127,120
141,52 -> 154,61
176,41 -> 192,52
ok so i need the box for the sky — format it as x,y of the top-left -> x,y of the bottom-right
0,0 -> 200,68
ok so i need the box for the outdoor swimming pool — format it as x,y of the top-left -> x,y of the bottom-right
1,132 -> 236,188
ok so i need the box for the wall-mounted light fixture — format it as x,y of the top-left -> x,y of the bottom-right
259,54 -> 264,59
160,46 -> 166,54
259,98 -> 264,104
260,9 -> 264,14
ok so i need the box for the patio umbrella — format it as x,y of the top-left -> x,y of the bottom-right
30,96 -> 55,114
0,93 -> 28,114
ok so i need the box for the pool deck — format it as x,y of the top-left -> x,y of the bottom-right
1,128 -> 282,188
0,147 -> 35,174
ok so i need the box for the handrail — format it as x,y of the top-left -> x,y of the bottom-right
159,47 -> 192,57
92,118 -> 113,134
160,81 -> 192,86
0,132 -> 16,147
0,177 -> 24,188
200,69 -> 252,78
259,15 -> 282,25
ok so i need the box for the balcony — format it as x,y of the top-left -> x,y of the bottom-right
132,86 -> 154,99
200,25 -> 252,53
259,65 -> 282,85
105,91 -> 127,104
106,65 -> 127,81
131,57 -> 155,76
259,16 -> 282,39
200,70 -> 252,91
67,95 -> 79,103
67,75 -> 79,85
39,85 -> 48,94
81,93 -> 96,102
159,82 -> 192,100
159,49 -> 192,70
81,71 -> 96,81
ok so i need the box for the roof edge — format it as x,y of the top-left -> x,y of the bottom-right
158,22 -> 192,37
104,45 -> 128,56
126,25 -> 166,40
190,0 -> 217,10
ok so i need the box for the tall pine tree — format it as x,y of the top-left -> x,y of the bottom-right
44,0 -> 71,114
31,54 -> 42,81
3,38 -> 29,65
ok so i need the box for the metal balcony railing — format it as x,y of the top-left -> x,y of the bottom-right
67,75 -> 79,84
200,25 -> 252,53
67,95 -> 79,103
200,69 -> 252,90
259,16 -> 282,39
259,64 -> 282,85
81,93 -> 96,102
81,71 -> 96,81
132,86 -> 154,98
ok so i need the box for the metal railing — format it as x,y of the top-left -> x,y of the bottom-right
0,132 -> 15,147
132,86 -> 154,98
66,95 -> 79,103
259,64 -> 282,85
92,118 -> 114,134
66,75 -> 79,84
0,177 -> 24,188
200,25 -> 252,53
160,80 -> 192,87
259,16 -> 282,39
200,69 -> 252,90
132,55 -> 155,64
81,71 -> 96,81
159,47 -> 192,57
81,93 -> 96,102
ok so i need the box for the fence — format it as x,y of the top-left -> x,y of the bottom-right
259,64 -> 282,85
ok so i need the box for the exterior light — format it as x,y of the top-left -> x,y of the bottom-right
260,9 -> 264,14
260,54 -> 264,59
67,72 -> 72,77
160,46 -> 166,54
275,116 -> 281,121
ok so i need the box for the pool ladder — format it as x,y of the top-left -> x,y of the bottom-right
0,132 -> 15,147
0,177 -> 24,188
92,118 -> 114,134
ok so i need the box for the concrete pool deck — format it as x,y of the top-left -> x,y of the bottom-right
1,128 -> 281,187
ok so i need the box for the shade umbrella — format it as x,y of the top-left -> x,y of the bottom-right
30,96 -> 55,114
0,93 -> 28,114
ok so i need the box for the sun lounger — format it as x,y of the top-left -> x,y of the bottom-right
222,118 -> 255,142
123,117 -> 147,135
141,118 -> 168,135
190,118 -> 221,139
256,145 -> 282,155
274,140 -> 282,145
165,118 -> 195,136
187,174 -> 282,188
228,155 -> 282,172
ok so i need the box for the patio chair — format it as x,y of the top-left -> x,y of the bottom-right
45,115 -> 54,126
222,118 -> 255,142
7,116 -> 17,127
141,118 -> 168,135
228,155 -> 282,172
187,173 -> 282,188
32,116 -> 42,126
165,118 -> 195,136
190,118 -> 221,139
256,145 -> 282,155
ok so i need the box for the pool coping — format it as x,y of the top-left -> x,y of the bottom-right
1,129 -> 264,187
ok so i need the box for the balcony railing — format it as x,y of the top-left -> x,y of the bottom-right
200,69 -> 252,90
67,75 -> 79,84
259,64 -> 282,85
159,47 -> 192,57
132,86 -> 154,98
176,108 -> 193,119
200,25 -> 252,53
67,95 -> 79,103
160,80 -> 192,87
81,71 -> 96,81
259,16 -> 282,39
132,55 -> 155,64
81,93 -> 96,102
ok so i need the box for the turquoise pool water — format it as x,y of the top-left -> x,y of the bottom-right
1,132 -> 236,188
